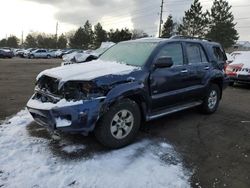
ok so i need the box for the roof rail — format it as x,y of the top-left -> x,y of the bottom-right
170,35 -> 212,42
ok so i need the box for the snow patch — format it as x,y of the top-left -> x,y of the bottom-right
27,98 -> 83,110
0,110 -> 191,188
55,117 -> 71,128
61,145 -> 86,153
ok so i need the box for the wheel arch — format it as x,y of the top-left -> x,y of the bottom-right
210,77 -> 223,99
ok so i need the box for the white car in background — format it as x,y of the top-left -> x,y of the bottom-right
225,51 -> 250,85
28,49 -> 54,59
23,48 -> 37,58
61,42 -> 115,66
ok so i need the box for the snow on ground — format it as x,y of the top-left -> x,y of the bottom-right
0,109 -> 191,188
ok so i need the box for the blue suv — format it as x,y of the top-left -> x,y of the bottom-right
27,36 -> 228,148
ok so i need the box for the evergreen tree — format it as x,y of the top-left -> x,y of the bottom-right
131,29 -> 148,39
24,34 -> 37,48
108,28 -> 132,43
69,27 -> 85,49
0,39 -> 7,47
161,15 -> 175,38
57,34 -> 67,49
178,0 -> 208,37
94,23 -> 107,48
206,0 -> 238,48
6,36 -> 19,48
83,20 -> 94,49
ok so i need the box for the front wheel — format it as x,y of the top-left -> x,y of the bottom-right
200,84 -> 221,114
94,99 -> 141,148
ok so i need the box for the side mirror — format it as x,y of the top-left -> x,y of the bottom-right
154,56 -> 173,68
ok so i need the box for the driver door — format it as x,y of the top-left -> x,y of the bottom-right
150,42 -> 197,111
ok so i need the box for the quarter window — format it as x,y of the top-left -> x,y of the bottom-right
156,43 -> 184,66
213,47 -> 226,61
186,43 -> 208,64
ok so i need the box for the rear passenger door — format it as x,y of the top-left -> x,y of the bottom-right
185,42 -> 211,99
40,50 -> 47,58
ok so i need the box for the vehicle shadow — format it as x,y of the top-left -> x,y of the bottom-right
232,83 -> 250,90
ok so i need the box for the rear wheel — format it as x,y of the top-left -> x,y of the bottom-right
94,99 -> 141,148
47,55 -> 51,59
200,84 -> 220,114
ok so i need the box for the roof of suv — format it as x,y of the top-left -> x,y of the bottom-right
122,36 -> 221,47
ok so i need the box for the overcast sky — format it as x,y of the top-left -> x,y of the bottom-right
1,0 -> 250,41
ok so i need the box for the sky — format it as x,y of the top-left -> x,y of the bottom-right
0,0 -> 250,41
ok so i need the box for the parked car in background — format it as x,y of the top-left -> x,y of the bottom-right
48,49 -> 58,58
23,48 -> 37,58
226,53 -> 234,64
0,49 -> 14,58
225,51 -> 250,85
27,36 -> 228,148
28,49 -> 54,59
61,42 -> 115,66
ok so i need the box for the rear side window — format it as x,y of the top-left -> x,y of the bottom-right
186,43 -> 208,64
213,46 -> 226,61
156,43 -> 184,66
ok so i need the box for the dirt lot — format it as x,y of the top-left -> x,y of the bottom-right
0,58 -> 250,187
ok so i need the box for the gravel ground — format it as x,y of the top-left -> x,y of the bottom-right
0,57 -> 250,188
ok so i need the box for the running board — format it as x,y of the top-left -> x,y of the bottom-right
146,101 -> 203,121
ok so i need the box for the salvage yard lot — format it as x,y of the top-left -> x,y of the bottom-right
0,58 -> 250,187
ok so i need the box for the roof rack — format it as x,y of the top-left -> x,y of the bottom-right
170,35 -> 212,42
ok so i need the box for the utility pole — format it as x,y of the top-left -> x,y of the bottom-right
158,0 -> 164,38
55,22 -> 59,40
56,22 -> 58,48
21,31 -> 24,46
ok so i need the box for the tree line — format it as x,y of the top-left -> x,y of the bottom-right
0,0 -> 238,49
161,0 -> 238,48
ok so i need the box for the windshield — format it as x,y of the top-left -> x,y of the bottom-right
99,42 -> 158,67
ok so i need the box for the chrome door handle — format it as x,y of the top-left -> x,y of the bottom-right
181,69 -> 188,73
204,66 -> 210,70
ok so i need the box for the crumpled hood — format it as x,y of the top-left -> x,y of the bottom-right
37,60 -> 140,87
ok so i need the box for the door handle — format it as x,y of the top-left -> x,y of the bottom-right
204,66 -> 210,70
181,69 -> 188,73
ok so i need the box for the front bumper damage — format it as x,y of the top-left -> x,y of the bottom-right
27,97 -> 105,134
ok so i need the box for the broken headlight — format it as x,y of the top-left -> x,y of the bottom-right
62,81 -> 108,101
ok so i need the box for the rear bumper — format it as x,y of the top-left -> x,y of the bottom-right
27,98 -> 104,134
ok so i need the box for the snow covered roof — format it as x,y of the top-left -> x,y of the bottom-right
235,41 -> 250,48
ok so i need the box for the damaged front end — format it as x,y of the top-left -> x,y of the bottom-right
27,75 -> 108,134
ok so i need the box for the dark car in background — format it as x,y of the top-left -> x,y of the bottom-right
27,36 -> 228,148
0,49 -> 14,58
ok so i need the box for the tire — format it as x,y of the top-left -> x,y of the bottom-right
94,99 -> 141,149
200,84 -> 221,114
47,55 -> 51,59
30,55 -> 34,59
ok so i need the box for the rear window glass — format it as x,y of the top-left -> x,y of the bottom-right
186,43 -> 208,64
213,47 -> 226,61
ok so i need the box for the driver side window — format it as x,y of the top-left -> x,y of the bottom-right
156,43 -> 184,66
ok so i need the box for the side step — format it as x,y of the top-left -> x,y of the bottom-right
146,101 -> 203,121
